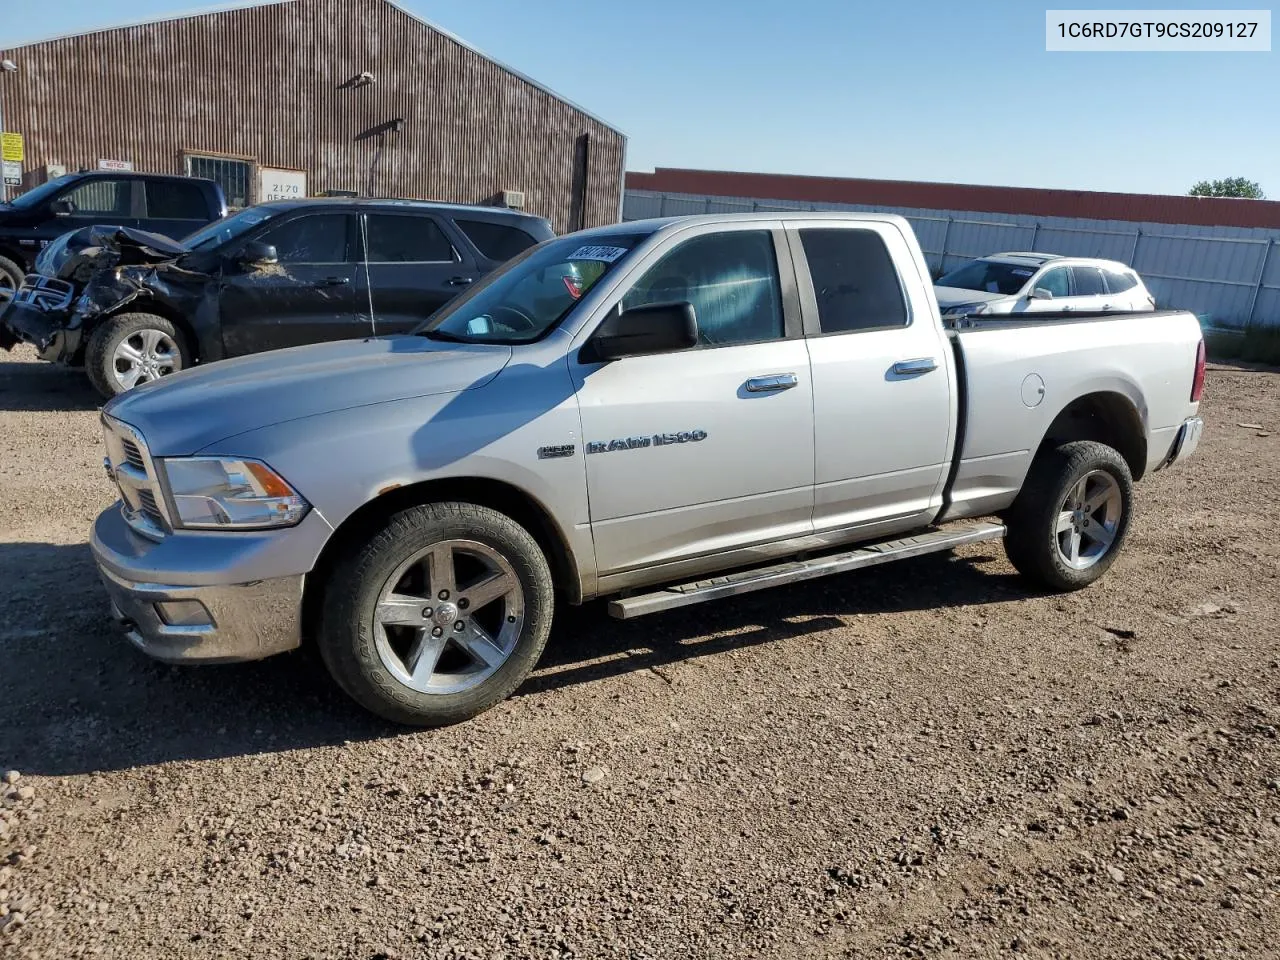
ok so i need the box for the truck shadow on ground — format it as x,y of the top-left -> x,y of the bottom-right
0,357 -> 103,412
0,541 -> 1030,777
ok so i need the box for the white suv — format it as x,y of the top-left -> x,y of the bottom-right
934,253 -> 1156,317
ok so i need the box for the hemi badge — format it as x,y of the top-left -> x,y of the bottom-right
537,444 -> 576,460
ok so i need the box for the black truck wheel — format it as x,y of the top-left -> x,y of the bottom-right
1003,440 -> 1134,592
317,502 -> 555,727
0,254 -> 23,297
85,313 -> 190,398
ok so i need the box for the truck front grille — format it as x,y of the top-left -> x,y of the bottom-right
101,414 -> 170,540
121,439 -> 146,471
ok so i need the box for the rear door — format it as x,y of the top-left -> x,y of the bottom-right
571,224 -> 815,578
140,179 -> 214,240
788,221 -> 955,536
1069,264 -> 1111,311
359,212 -> 477,335
217,210 -> 366,356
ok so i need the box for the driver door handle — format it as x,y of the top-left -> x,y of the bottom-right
892,358 -> 938,376
745,373 -> 799,393
449,276 -> 474,286
318,276 -> 351,287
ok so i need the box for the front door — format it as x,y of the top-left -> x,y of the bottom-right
359,212 -> 478,335
217,211 -> 366,356
571,226 -> 815,578
789,222 -> 954,535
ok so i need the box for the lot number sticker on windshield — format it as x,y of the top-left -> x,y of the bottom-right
1011,268 -> 1034,277
569,245 -> 629,263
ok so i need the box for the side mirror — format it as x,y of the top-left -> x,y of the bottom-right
50,199 -> 75,216
1027,287 -> 1054,300
236,241 -> 278,266
590,301 -> 698,361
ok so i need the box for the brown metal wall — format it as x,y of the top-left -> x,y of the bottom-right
628,168 -> 1280,232
0,0 -> 626,231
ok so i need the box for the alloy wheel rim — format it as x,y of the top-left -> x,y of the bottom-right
372,538 -> 525,696
1056,470 -> 1123,570
112,328 -> 179,390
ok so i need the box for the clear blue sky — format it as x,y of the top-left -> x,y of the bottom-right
3,0 -> 1277,196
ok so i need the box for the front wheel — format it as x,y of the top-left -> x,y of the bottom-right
85,313 -> 190,398
317,502 -> 554,726
1003,440 -> 1134,591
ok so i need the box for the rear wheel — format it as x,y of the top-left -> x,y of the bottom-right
85,312 -> 190,398
317,502 -> 554,726
1003,440 -> 1134,591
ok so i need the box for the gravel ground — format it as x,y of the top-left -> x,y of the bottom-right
0,347 -> 1277,959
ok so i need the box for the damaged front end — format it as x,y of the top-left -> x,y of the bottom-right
0,226 -> 204,363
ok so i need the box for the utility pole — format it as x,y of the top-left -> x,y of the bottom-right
0,58 -> 18,203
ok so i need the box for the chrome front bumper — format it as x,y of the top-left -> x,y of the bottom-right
90,504 -> 331,664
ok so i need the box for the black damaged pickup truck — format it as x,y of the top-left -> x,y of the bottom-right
0,170 -> 227,292
0,198 -> 555,397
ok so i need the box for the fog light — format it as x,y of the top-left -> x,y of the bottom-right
155,600 -> 213,627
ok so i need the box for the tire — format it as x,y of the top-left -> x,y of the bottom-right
1003,440 -> 1134,592
85,312 -> 190,399
317,502 -> 555,727
0,254 -> 23,297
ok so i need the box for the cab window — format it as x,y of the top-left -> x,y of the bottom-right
622,231 -> 784,347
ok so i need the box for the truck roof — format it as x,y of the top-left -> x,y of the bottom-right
604,210 -> 919,238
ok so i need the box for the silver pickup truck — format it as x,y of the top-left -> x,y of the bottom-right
90,213 -> 1206,726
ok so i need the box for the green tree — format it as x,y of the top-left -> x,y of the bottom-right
1188,177 -> 1265,199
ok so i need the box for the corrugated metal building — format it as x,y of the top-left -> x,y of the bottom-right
626,168 -> 1280,329
0,0 -> 626,231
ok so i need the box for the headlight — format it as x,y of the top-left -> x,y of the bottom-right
159,457 -> 309,530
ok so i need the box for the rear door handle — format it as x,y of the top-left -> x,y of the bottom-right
318,276 -> 351,287
745,373 -> 799,393
449,276 -> 474,287
892,358 -> 938,376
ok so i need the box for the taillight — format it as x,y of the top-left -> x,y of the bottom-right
1190,339 -> 1206,402
562,275 -> 584,300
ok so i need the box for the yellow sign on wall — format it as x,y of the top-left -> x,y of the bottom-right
1,133 -> 23,163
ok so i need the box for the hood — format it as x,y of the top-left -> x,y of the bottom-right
932,286 -> 1011,309
37,225 -> 191,279
104,334 -> 513,455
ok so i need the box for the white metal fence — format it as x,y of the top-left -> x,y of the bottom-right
623,189 -> 1280,330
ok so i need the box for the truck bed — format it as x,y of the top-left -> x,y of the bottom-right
939,308 -> 1204,523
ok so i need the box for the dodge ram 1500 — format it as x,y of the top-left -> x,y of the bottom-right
89,213 -> 1206,726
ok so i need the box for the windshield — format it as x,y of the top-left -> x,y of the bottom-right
936,259 -> 1037,295
182,207 -> 276,251
8,175 -> 76,210
419,233 -> 648,343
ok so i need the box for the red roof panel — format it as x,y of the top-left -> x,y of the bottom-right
626,168 -> 1280,231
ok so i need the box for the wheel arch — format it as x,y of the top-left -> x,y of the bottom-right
301,476 -> 583,646
1037,390 -> 1147,480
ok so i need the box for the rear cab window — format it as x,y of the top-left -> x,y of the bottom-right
145,181 -> 208,220
455,219 -> 540,262
798,228 -> 908,333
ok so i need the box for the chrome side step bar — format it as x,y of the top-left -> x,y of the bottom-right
607,522 -> 1006,620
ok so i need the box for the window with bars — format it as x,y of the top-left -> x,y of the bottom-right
185,155 -> 252,210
